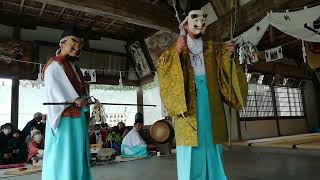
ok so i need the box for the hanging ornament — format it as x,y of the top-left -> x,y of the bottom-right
119,71 -> 123,88
302,40 -> 307,63
90,98 -> 107,125
238,41 -> 259,73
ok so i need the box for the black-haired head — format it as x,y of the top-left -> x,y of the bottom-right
134,113 -> 144,124
60,25 -> 83,40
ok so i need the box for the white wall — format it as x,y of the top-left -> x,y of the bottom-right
89,38 -> 127,53
0,25 -> 13,39
143,83 -> 163,125
21,27 -> 63,43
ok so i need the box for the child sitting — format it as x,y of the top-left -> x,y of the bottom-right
27,130 -> 44,166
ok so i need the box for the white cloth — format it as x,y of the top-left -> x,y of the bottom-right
122,127 -> 146,148
44,61 -> 79,130
233,5 -> 320,46
269,5 -> 320,42
234,15 -> 270,45
187,35 -> 206,76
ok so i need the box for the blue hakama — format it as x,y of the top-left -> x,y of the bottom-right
42,108 -> 92,180
176,75 -> 227,180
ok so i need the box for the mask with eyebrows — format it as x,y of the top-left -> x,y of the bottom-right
187,10 -> 207,36
60,36 -> 83,58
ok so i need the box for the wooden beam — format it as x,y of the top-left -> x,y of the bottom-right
32,0 -> 178,32
248,62 -> 307,79
12,26 -> 21,41
0,12 -> 131,40
137,86 -> 144,115
11,77 -> 19,128
103,19 -> 118,31
39,3 -> 47,16
210,0 -> 230,18
19,0 -> 25,15
206,0 -> 320,42
57,7 -> 66,18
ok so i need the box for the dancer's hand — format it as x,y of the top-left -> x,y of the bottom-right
226,41 -> 236,53
74,98 -> 86,107
176,36 -> 187,54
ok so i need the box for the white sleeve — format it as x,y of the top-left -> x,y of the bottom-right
44,61 -> 79,130
122,129 -> 147,147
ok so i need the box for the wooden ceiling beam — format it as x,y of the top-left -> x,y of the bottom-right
57,7 -> 65,18
19,0 -> 25,15
103,19 -> 118,31
39,3 -> 47,16
248,62 -> 307,79
0,12 -> 130,41
210,0 -> 231,18
32,0 -> 178,32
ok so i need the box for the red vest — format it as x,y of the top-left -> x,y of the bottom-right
45,56 -> 87,117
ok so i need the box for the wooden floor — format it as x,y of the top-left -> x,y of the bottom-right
230,133 -> 320,150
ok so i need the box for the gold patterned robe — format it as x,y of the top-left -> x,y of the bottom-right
157,38 -> 248,146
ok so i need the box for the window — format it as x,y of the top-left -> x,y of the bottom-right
275,87 -> 304,117
90,84 -> 137,126
240,84 -> 305,120
0,78 -> 12,125
18,80 -> 47,130
240,84 -> 274,118
143,82 -> 164,125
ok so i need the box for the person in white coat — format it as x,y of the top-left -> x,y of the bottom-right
121,113 -> 147,158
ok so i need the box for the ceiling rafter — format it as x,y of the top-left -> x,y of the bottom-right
19,0 -> 25,15
39,2 -> 47,16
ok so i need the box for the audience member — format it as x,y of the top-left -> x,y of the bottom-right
22,112 -> 43,138
90,124 -> 107,146
107,126 -> 122,154
25,124 -> 44,146
121,113 -> 147,158
27,130 -> 44,163
8,130 -> 27,163
117,121 -> 130,138
0,123 -> 13,164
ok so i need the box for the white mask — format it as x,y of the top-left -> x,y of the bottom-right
3,128 -> 11,135
34,134 -> 43,143
187,10 -> 207,35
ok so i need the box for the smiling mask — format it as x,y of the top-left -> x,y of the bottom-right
187,10 -> 207,36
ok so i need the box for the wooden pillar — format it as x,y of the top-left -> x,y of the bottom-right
12,26 -> 21,41
301,89 -> 309,131
271,85 -> 281,136
137,86 -> 143,115
236,110 -> 242,140
11,77 -> 19,128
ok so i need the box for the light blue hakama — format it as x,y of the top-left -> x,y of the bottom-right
121,144 -> 148,158
42,108 -> 92,180
176,75 -> 227,180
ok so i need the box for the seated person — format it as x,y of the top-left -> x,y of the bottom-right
107,126 -> 122,155
90,124 -> 108,146
101,123 -> 109,132
27,130 -> 44,163
22,112 -> 43,139
25,124 -> 43,146
121,113 -> 147,158
8,130 -> 27,163
117,121 -> 130,138
0,123 -> 13,165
